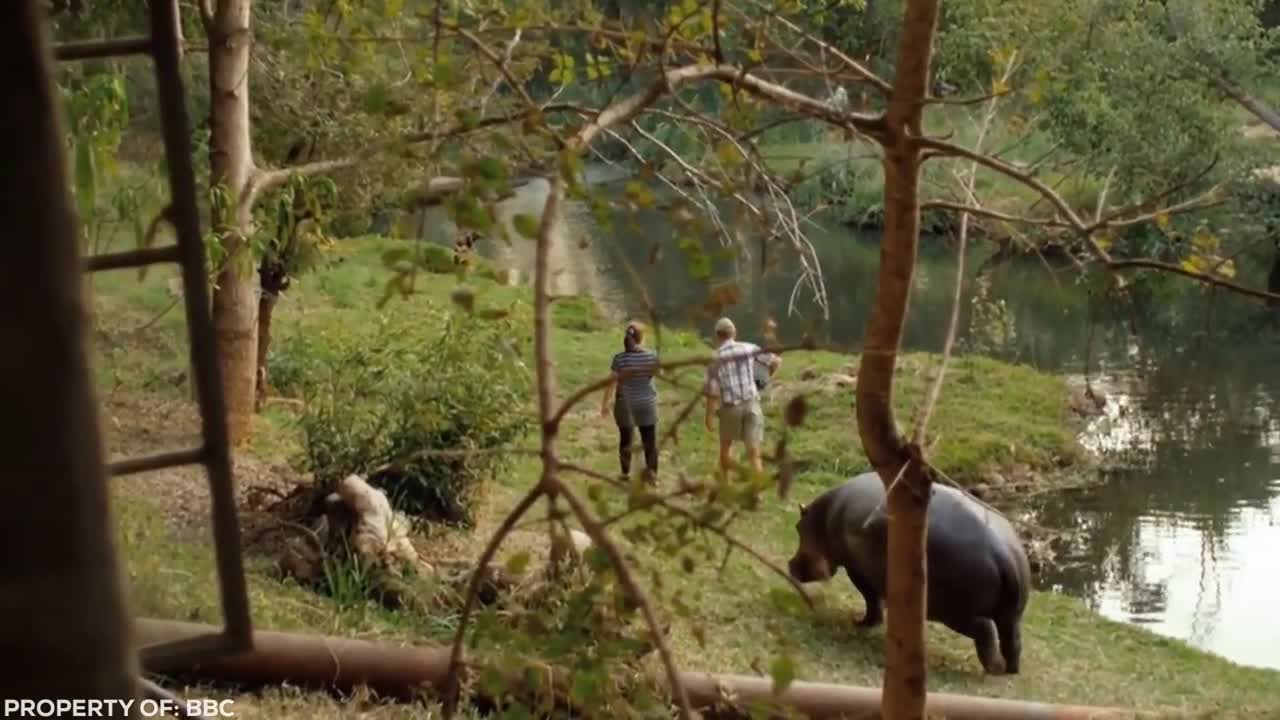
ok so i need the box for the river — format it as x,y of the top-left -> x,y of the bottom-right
418,175 -> 1280,672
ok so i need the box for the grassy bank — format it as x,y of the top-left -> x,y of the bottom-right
92,236 -> 1280,717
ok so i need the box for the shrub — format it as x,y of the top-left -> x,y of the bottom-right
283,311 -> 533,526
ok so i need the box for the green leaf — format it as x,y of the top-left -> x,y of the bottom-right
624,181 -> 656,209
770,654 -> 796,695
504,550 -> 532,577
512,213 -> 540,240
362,82 -> 389,115
74,137 -> 97,224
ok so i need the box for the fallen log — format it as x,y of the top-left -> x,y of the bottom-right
134,618 -> 1143,719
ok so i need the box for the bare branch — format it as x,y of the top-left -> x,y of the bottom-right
918,135 -> 1089,232
920,200 -> 1071,229
197,0 -> 212,31
711,0 -> 724,63
571,63 -> 884,150
479,28 -> 522,115
1106,258 -> 1280,303
551,478 -> 693,719
1204,71 -> 1280,133
559,462 -> 815,610
922,88 -> 1014,107
736,0 -> 892,95
238,105 -> 588,214
442,484 -> 545,717
913,56 -> 1013,444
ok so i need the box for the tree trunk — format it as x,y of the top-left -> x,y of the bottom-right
255,289 -> 276,410
0,1 -> 140,707
854,2 -> 941,719
208,0 -> 259,443
1268,240 -> 1280,308
254,258 -> 287,411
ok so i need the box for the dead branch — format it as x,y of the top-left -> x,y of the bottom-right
560,462 -> 815,610
239,104 -> 589,214
737,0 -> 892,95
1105,258 -> 1280,302
571,63 -> 884,150
912,57 -> 1014,444
442,485 -> 545,717
550,477 -> 692,719
197,0 -> 212,31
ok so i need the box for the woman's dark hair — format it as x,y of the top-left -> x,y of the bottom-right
624,322 -> 644,351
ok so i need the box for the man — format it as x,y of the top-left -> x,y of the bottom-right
704,317 -> 781,475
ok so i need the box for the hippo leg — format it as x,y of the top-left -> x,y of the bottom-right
941,616 -> 1001,674
844,564 -> 882,628
996,615 -> 1022,675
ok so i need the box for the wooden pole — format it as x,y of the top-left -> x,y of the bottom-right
0,0 -> 139,708
135,618 -> 1145,720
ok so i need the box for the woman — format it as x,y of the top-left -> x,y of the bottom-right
600,322 -> 659,480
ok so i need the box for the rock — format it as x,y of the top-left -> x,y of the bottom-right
971,483 -> 990,500
831,373 -> 857,388
800,367 -> 819,381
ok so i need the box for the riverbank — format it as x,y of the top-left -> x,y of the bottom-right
92,235 -> 1280,716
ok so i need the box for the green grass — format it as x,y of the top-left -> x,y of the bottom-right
92,235 -> 1280,717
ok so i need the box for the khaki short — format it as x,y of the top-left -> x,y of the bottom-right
719,400 -> 764,449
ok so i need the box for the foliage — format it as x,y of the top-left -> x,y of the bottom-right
552,295 -> 609,332
961,274 -> 1018,357
283,312 -> 532,526
936,0 -> 1273,197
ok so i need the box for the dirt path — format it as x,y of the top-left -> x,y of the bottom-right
101,391 -> 302,539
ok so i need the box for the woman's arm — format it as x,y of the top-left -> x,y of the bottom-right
600,373 -> 617,417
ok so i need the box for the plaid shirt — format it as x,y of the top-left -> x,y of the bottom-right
705,340 -> 772,406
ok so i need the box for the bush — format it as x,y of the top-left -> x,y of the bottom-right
553,295 -> 608,332
281,312 -> 532,526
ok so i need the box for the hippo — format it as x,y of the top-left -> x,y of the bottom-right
786,472 -> 1031,674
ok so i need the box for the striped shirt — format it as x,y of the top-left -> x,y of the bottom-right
705,340 -> 773,406
611,349 -> 659,419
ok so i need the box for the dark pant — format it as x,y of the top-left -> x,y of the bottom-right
619,424 -> 658,477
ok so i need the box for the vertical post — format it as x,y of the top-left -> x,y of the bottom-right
0,0 -> 140,708
149,0 -> 253,646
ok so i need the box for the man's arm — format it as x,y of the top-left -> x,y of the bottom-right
704,363 -> 718,430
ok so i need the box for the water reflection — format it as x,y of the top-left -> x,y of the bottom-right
1037,360 -> 1280,670
414,172 -> 1280,670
